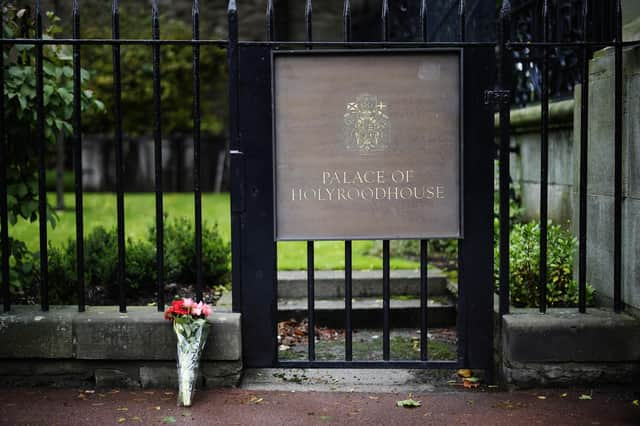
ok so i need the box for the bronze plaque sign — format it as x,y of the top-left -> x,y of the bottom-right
273,51 -> 462,240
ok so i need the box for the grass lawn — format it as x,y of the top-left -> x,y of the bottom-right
9,193 -> 420,271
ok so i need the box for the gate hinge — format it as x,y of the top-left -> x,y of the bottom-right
484,89 -> 511,105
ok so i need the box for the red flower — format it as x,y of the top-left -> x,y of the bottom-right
171,299 -> 188,315
164,306 -> 174,320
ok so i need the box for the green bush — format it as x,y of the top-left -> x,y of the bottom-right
495,221 -> 595,308
48,226 -> 157,304
44,217 -> 229,305
0,238 -> 39,303
149,217 -> 230,287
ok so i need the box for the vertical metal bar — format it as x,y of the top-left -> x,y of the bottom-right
539,0 -> 549,314
266,0 -> 274,41
419,240 -> 428,361
343,0 -> 351,44
112,0 -> 126,313
228,0 -> 242,313
578,0 -> 590,314
307,241 -> 315,361
458,0 -> 466,42
420,0 -> 428,42
304,0 -> 315,362
152,0 -> 164,312
0,0 -> 10,312
419,1 -> 430,361
35,0 -> 48,311
305,0 -> 312,45
498,0 -> 512,316
192,0 -> 203,303
344,240 -> 352,361
72,0 -> 85,312
382,240 -> 390,361
343,0 -> 353,362
613,0 -> 623,313
381,0 -> 389,41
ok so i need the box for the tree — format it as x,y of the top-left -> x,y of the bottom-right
1,5 -> 103,295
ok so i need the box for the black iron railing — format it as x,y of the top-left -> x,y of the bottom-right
0,0 -> 635,369
496,0 -> 631,314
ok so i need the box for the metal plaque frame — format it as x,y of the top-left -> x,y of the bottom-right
271,49 -> 464,241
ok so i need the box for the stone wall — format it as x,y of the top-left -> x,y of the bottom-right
506,100 -> 575,224
572,44 -> 640,313
0,307 -> 242,388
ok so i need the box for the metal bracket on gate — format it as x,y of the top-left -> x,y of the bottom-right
484,89 -> 511,106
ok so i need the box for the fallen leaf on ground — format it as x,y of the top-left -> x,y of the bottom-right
537,396 -> 547,400
151,406 -> 161,410
560,393 -> 568,398
117,418 -> 126,424
457,369 -> 473,378
368,396 -> 379,400
396,398 -> 422,408
579,394 -> 592,400
632,400 -> 639,407
247,396 -> 264,404
131,417 -> 142,422
91,403 -> 105,407
162,416 -> 177,424
463,377 -> 480,389
84,390 -> 95,394
116,407 -> 128,412
318,415 -> 332,422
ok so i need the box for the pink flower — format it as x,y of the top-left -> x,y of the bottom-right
191,301 -> 203,316
201,303 -> 212,318
183,298 -> 195,309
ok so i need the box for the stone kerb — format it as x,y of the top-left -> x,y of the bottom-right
0,306 -> 242,388
498,308 -> 640,388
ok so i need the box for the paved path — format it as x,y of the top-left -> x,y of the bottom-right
0,387 -> 638,425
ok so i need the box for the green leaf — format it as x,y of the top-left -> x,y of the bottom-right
43,62 -> 57,77
396,398 -> 422,408
578,394 -> 592,400
162,416 -> 177,424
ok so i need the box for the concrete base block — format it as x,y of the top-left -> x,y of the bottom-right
502,308 -> 640,363
498,308 -> 640,388
0,306 -> 242,389
0,306 -> 75,359
73,307 -> 241,361
502,361 -> 640,389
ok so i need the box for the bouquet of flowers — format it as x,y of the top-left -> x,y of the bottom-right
164,298 -> 212,407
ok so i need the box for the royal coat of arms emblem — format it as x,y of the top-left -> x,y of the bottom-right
343,93 -> 390,153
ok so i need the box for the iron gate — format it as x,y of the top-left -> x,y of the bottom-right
230,0 -> 494,370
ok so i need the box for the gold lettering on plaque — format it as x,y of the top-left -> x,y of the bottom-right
343,94 -> 390,153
